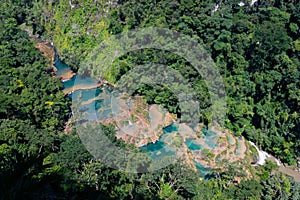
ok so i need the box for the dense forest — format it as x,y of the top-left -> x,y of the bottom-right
30,0 -> 300,165
0,0 -> 299,199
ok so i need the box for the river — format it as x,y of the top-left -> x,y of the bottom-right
35,40 -> 299,181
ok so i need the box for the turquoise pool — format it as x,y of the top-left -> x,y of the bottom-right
140,123 -> 178,159
194,161 -> 211,179
54,56 -> 71,77
55,57 -> 217,178
63,75 -> 98,91
185,138 -> 202,150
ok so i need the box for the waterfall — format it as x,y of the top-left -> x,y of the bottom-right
212,4 -> 219,13
249,141 -> 269,166
250,0 -> 258,6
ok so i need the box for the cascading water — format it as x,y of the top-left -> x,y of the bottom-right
249,141 -> 269,166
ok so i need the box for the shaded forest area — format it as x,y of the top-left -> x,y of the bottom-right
0,0 -> 299,199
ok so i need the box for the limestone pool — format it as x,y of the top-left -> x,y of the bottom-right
54,56 -> 71,78
140,123 -> 178,160
55,58 -> 214,177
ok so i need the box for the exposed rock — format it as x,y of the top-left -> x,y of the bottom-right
63,83 -> 103,95
35,41 -> 55,69
59,71 -> 76,82
95,95 -> 177,147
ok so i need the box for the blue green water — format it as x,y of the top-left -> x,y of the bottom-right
141,124 -> 217,178
202,128 -> 217,137
54,56 -> 71,77
183,129 -> 219,178
63,75 -> 98,91
71,87 -> 103,102
54,56 -> 99,91
72,87 -> 113,121
55,55 -> 114,121
55,58 -> 216,178
194,161 -> 212,179
62,75 -> 76,89
185,138 -> 202,150
140,123 -> 178,159
202,129 -> 219,149
184,129 -> 218,150
142,140 -> 165,153
163,123 -> 178,133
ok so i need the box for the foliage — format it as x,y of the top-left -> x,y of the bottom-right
96,0 -> 300,164
1,0 -> 300,199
